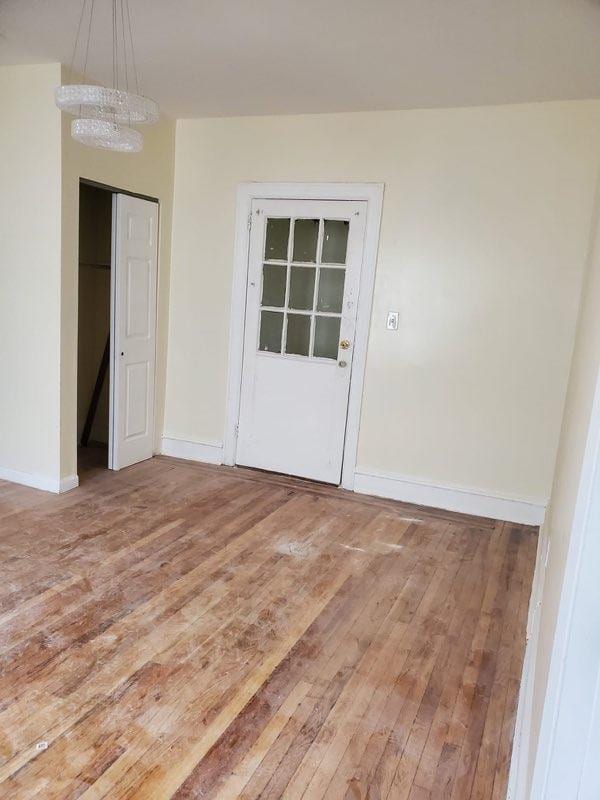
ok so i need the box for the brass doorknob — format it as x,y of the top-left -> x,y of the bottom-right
339,339 -> 351,350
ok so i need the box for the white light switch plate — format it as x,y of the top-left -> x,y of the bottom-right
386,311 -> 399,331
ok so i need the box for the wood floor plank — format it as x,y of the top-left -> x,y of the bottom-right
339,529 -> 493,800
70,506 -> 389,798
449,527 -> 522,800
172,514 -> 416,800
296,527 -> 459,800
0,455 -> 536,799
469,527 -> 531,800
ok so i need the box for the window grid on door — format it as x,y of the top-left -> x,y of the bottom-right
258,216 -> 349,360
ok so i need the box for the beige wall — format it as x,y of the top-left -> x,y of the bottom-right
2,66 -> 599,522
0,62 -> 174,486
60,62 -> 176,479
526,180 -> 600,792
0,64 -> 63,485
165,101 -> 600,504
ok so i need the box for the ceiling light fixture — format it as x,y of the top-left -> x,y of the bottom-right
55,0 -> 159,153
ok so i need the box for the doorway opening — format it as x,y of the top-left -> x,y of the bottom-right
76,179 -> 160,479
77,183 -> 112,473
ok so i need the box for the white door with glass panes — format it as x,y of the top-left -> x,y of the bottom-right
237,198 -> 367,483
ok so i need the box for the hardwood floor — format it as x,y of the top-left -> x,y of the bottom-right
0,454 -> 537,799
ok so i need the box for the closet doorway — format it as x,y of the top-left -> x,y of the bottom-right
77,180 -> 159,474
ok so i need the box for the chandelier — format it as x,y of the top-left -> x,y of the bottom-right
55,0 -> 159,153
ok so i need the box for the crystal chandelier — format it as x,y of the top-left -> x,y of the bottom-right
55,0 -> 159,153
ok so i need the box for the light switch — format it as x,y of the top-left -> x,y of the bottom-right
386,311 -> 399,331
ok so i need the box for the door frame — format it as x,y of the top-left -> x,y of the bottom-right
528,366 -> 600,798
76,179 -> 160,474
223,182 -> 384,489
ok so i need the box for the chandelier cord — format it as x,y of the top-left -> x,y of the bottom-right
68,0 -> 141,100
119,0 -> 132,125
125,0 -> 140,96
68,0 -> 89,82
82,0 -> 96,80
120,0 -> 128,94
110,0 -> 116,128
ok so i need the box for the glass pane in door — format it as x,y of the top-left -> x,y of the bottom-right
313,316 -> 341,359
259,310 -> 284,352
322,219 -> 349,264
317,268 -> 345,313
289,266 -> 316,310
265,218 -> 290,260
293,219 -> 319,262
261,264 -> 287,307
285,314 -> 311,356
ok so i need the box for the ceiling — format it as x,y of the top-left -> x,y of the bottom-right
1,0 -> 600,118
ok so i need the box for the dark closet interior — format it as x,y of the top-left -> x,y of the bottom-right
77,183 -> 112,470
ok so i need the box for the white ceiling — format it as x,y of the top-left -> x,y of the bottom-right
1,0 -> 600,118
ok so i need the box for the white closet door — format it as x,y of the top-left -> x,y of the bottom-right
109,194 -> 158,471
236,198 -> 367,484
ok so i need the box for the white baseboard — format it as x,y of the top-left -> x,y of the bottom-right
506,522 -> 549,799
160,437 -> 224,466
353,469 -> 546,525
59,474 -> 79,493
0,466 -> 78,494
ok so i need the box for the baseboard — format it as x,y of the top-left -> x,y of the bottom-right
59,474 -> 79,493
0,465 -> 78,494
506,522 -> 549,799
353,469 -> 546,525
160,437 -> 224,465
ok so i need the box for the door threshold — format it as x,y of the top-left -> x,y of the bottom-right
234,463 -> 338,489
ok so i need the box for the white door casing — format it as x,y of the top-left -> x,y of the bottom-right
109,194 -> 159,471
530,369 -> 600,799
236,198 -> 367,484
